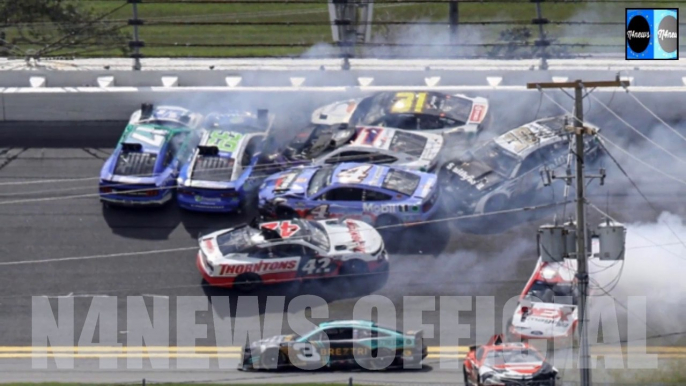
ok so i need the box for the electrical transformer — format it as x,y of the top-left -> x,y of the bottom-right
538,224 -> 576,262
596,221 -> 626,261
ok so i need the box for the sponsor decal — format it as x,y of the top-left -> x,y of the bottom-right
531,331 -> 544,336
449,164 -> 486,190
469,104 -> 486,123
345,220 -> 366,252
218,259 -> 299,276
363,202 -> 419,214
319,347 -> 369,357
261,220 -> 301,238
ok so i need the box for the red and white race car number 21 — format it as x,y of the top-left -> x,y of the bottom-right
260,221 -> 300,238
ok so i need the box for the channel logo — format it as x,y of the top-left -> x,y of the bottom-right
626,8 -> 678,60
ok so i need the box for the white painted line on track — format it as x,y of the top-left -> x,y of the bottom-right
0,247 -> 197,266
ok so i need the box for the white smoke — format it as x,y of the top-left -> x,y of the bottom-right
590,212 -> 686,344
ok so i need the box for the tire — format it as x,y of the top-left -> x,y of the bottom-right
463,366 -> 470,386
363,348 -> 394,371
233,273 -> 262,293
375,215 -> 403,253
340,259 -> 369,278
505,317 -> 516,342
484,195 -> 508,214
259,347 -> 282,370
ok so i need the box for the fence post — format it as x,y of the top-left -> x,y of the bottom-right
531,0 -> 550,70
449,1 -> 459,46
128,0 -> 144,71
142,378 -> 146,386
348,376 -> 353,386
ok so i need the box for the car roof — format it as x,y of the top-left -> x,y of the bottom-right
330,163 -> 393,189
319,320 -> 377,328
493,116 -> 569,158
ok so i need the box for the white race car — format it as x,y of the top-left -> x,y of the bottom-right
311,91 -> 489,141
508,257 -> 579,345
312,126 -> 445,172
196,218 -> 388,292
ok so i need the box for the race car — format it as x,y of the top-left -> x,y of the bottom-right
176,110 -> 273,212
311,91 -> 489,141
313,126 -> 445,172
239,320 -> 426,371
438,116 -> 601,215
257,163 -> 440,235
507,257 -> 579,345
272,123 -> 358,165
463,334 -> 558,386
99,104 -> 203,206
196,217 -> 388,291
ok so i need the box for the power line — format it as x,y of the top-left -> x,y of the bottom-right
624,89 -> 686,145
588,94 -> 686,168
597,139 -> 686,252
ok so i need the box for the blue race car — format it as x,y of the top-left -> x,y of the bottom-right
176,110 -> 274,212
257,162 -> 440,232
99,104 -> 203,207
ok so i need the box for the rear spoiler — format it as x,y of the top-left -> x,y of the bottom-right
407,329 -> 424,344
121,142 -> 143,152
197,145 -> 220,156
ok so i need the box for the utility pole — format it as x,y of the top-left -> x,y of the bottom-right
526,77 -> 629,386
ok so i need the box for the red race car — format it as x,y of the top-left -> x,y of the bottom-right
463,334 -> 558,386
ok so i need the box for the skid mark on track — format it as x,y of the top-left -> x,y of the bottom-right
0,148 -> 27,172
82,148 -> 108,161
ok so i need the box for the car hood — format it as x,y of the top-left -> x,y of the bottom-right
442,159 -> 504,192
321,219 -> 384,255
480,360 -> 556,379
311,98 -> 363,125
511,302 -> 578,338
250,334 -> 297,348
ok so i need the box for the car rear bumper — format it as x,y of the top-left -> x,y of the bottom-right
196,252 -> 236,288
100,191 -> 173,206
178,194 -> 242,213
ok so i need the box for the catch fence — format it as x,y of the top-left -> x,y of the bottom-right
2,0 -> 685,69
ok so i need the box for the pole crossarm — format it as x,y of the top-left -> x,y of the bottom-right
527,79 -> 629,89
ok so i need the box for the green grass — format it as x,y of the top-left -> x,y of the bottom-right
2,384 -> 365,386
10,1 -> 675,58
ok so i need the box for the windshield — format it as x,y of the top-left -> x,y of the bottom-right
215,226 -> 259,255
306,221 -> 331,250
192,155 -> 236,182
308,166 -> 335,196
357,93 -> 394,126
472,141 -> 520,177
114,152 -> 157,176
526,280 -> 577,305
382,169 -> 420,196
389,131 -> 428,157
439,95 -> 473,125
483,349 -> 543,367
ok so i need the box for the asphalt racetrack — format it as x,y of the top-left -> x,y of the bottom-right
1,90 -> 685,383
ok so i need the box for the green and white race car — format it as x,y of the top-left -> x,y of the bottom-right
239,320 -> 427,371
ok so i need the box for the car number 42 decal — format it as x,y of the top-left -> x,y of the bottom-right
301,257 -> 332,275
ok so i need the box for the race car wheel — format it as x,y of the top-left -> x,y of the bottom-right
375,215 -> 403,253
463,366 -> 470,385
233,273 -> 262,292
364,348 -> 394,370
259,347 -> 283,370
484,195 -> 507,214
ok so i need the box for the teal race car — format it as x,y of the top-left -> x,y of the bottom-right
239,320 -> 427,371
